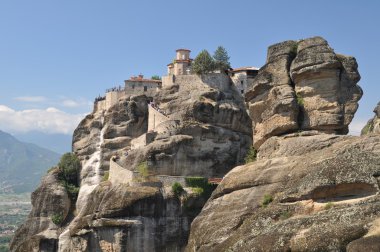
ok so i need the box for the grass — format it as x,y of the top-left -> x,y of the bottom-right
261,194 -> 273,208
191,187 -> 204,195
280,211 -> 292,220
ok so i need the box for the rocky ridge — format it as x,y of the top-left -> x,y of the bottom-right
362,102 -> 380,135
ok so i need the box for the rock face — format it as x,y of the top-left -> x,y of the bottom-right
362,102 -> 380,135
10,169 -> 70,252
246,36 -> 362,149
11,73 -> 251,252
186,133 -> 380,251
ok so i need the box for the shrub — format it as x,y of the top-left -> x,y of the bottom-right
290,43 -> 298,57
261,194 -> 273,207
244,147 -> 257,164
325,202 -> 334,210
58,153 -> 81,186
151,75 -> 161,80
102,171 -> 109,181
137,161 -> 149,178
51,213 -> 64,225
172,182 -> 184,197
57,153 -> 81,202
191,187 -> 204,195
296,93 -> 304,106
185,177 -> 208,188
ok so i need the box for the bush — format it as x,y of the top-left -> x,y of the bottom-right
185,177 -> 208,188
58,153 -> 81,186
172,182 -> 184,197
57,153 -> 81,202
191,187 -> 204,195
151,75 -> 161,80
244,147 -> 257,164
280,211 -> 292,220
296,93 -> 304,106
51,213 -> 64,225
261,194 -> 273,207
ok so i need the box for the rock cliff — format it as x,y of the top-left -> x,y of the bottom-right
11,73 -> 251,251
12,36 -> 380,252
246,36 -> 362,149
362,102 -> 380,135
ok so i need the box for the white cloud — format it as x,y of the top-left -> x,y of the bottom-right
14,96 -> 47,102
61,98 -> 93,108
0,105 -> 85,135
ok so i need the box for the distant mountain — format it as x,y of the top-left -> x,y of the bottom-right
0,130 -> 60,193
15,131 -> 72,154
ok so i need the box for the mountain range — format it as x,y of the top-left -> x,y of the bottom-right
0,130 -> 60,193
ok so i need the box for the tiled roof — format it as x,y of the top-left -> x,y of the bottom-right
176,48 -> 191,52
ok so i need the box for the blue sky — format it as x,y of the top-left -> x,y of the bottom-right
0,0 -> 379,138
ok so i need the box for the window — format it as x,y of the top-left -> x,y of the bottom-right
241,80 -> 244,85
132,85 -> 135,89
241,90 -> 244,94
144,86 -> 147,92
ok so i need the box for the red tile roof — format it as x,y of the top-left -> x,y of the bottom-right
231,66 -> 259,72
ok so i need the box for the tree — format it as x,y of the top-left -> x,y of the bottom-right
192,50 -> 215,75
151,75 -> 161,80
58,152 -> 81,186
213,46 -> 231,72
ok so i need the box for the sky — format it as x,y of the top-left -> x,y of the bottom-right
0,0 -> 379,143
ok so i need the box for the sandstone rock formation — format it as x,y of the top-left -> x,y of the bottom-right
10,169 -> 70,252
362,102 -> 380,135
11,73 -> 251,252
246,36 -> 362,149
187,133 -> 380,251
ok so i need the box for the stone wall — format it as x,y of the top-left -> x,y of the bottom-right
131,132 -> 157,150
155,120 -> 180,134
109,159 -> 136,185
148,105 -> 170,132
106,91 -> 124,110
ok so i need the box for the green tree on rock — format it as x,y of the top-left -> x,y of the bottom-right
192,50 -> 215,75
213,46 -> 231,72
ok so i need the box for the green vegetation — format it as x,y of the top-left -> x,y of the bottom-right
261,194 -> 273,208
185,177 -> 217,198
137,161 -> 149,178
290,43 -> 298,57
296,93 -> 304,106
172,182 -> 184,197
192,50 -> 215,75
325,202 -> 334,210
280,211 -> 292,220
102,171 -> 109,181
51,213 -> 64,225
213,46 -> 231,72
151,75 -> 161,80
244,146 -> 257,164
57,153 -> 81,202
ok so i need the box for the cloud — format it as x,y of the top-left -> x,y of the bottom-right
60,98 -> 93,109
0,105 -> 85,135
14,96 -> 47,102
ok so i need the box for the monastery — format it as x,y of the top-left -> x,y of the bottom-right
94,48 -> 259,112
